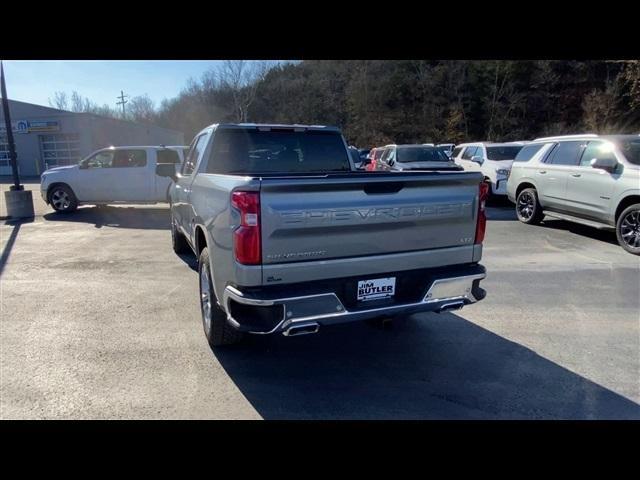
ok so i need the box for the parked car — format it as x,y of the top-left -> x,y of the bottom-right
156,123 -> 488,346
437,143 -> 456,158
363,146 -> 387,171
40,145 -> 188,212
348,146 -> 363,169
507,134 -> 640,255
374,144 -> 460,171
451,142 -> 525,198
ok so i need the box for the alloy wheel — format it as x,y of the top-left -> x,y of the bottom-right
200,264 -> 212,334
51,189 -> 70,211
517,192 -> 535,220
620,210 -> 640,248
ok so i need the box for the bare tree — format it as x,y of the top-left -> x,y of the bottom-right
582,81 -> 628,133
128,94 -> 156,123
620,60 -> 640,111
49,91 -> 68,110
217,60 -> 271,122
70,91 -> 92,112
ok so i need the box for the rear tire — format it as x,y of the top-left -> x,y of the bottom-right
616,203 -> 640,255
48,184 -> 78,213
198,247 -> 243,347
516,188 -> 543,225
171,210 -> 190,254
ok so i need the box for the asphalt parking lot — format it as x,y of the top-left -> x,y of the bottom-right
1,181 -> 639,419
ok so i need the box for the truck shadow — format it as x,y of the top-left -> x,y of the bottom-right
539,219 -> 619,247
213,313 -> 640,419
486,206 -> 517,221
486,195 -> 517,221
43,206 -> 171,230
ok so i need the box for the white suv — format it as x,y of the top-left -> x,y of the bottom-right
451,142 -> 526,197
507,134 -> 640,255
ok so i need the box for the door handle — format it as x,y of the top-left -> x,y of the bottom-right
571,173 -> 581,177
538,170 -> 547,174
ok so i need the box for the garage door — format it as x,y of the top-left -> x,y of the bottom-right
39,133 -> 80,171
0,136 -> 16,176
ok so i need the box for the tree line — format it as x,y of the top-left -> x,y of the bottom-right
50,60 -> 640,147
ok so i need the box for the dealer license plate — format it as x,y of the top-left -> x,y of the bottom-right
357,277 -> 396,302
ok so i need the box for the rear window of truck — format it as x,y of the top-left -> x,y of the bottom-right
514,143 -> 544,162
206,128 -> 352,174
397,146 -> 450,162
486,145 -> 524,160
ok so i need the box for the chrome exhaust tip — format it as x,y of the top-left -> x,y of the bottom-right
282,322 -> 320,337
436,301 -> 465,313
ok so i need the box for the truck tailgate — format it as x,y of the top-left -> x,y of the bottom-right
259,172 -> 482,265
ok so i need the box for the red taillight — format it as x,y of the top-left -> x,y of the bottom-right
475,182 -> 489,244
231,191 -> 261,265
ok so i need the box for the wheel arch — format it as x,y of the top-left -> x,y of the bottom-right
193,224 -> 208,257
615,195 -> 640,222
46,182 -> 76,203
515,181 -> 537,198
193,223 -> 225,306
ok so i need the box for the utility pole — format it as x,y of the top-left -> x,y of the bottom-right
116,90 -> 128,118
1,61 -> 20,191
1,60 -> 34,218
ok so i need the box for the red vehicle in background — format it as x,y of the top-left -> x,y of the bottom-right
364,147 -> 386,171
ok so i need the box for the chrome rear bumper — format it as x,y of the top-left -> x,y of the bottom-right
222,271 -> 486,335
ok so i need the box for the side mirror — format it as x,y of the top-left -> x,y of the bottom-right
590,157 -> 618,171
156,163 -> 177,181
471,155 -> 483,164
79,161 -> 89,169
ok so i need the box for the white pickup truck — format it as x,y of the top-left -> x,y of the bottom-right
40,145 -> 188,212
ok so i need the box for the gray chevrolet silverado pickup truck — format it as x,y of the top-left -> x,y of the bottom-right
156,123 -> 488,347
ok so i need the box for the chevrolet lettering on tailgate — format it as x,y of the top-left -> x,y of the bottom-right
278,202 -> 473,225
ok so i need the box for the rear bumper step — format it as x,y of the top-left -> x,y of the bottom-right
222,265 -> 486,335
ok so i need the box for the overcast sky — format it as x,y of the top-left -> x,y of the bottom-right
1,60 -> 282,110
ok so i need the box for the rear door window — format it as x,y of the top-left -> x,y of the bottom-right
579,141 -> 617,167
451,146 -> 463,158
112,149 -> 147,168
618,138 -> 640,165
545,141 -> 584,166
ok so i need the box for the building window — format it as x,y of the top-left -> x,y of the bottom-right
0,136 -> 9,168
39,133 -> 80,168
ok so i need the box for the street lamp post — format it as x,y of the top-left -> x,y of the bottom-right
1,61 -> 34,219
